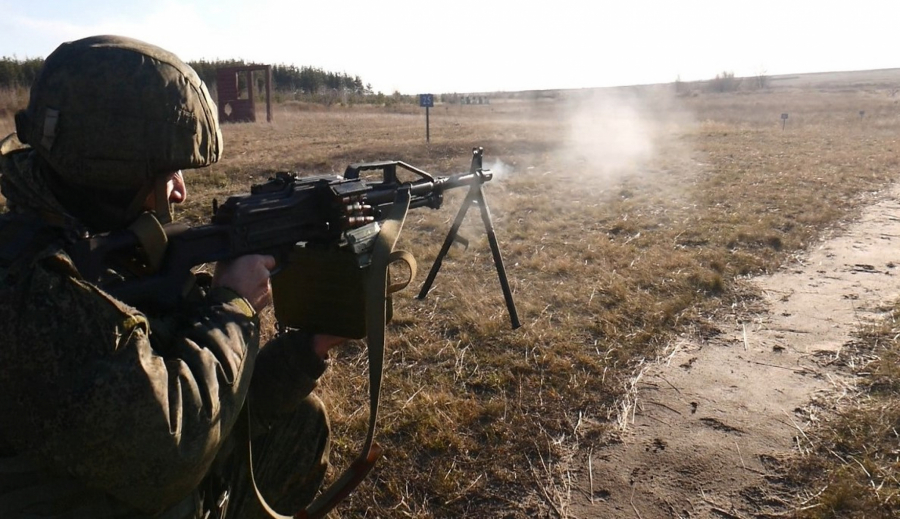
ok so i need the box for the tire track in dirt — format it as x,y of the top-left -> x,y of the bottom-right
570,185 -> 900,518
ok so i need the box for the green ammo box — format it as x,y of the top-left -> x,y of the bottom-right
271,246 -> 382,340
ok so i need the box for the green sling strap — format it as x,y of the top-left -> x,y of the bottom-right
241,186 -> 414,519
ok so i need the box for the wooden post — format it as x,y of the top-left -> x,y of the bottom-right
266,65 -> 273,123
419,94 -> 434,143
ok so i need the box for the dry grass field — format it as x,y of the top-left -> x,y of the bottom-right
3,70 -> 900,517
779,296 -> 900,519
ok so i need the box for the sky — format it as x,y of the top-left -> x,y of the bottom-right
1,1 -> 899,95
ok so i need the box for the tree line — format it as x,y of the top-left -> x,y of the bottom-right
188,60 -> 373,95
0,56 -> 374,96
0,57 -> 43,89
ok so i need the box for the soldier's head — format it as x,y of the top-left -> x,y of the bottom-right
14,35 -> 222,231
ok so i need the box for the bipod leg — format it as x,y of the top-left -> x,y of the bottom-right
417,186 -> 478,300
473,183 -> 521,329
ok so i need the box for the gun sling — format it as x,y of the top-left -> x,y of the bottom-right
238,186 -> 413,519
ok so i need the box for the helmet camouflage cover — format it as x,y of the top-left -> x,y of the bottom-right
15,35 -> 222,190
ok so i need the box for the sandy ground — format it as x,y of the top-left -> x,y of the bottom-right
569,185 -> 900,518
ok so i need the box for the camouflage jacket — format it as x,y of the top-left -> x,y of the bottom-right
0,136 -> 327,518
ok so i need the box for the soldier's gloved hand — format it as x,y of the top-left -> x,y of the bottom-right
212,254 -> 276,312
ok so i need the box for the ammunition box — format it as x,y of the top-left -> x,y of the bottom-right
272,245 -> 390,340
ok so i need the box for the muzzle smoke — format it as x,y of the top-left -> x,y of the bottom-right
563,86 -> 694,185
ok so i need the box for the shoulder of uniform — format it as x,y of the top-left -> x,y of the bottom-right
0,214 -> 66,272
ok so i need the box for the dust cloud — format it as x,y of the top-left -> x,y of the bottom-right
562,86 -> 695,186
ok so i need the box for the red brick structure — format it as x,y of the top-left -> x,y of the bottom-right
215,65 -> 273,123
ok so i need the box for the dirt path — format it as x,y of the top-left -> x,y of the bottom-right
570,185 -> 900,518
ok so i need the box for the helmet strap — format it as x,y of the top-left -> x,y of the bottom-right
123,175 -> 172,226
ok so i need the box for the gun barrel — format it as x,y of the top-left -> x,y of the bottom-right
363,169 -> 492,212
434,169 -> 493,191
406,169 -> 493,200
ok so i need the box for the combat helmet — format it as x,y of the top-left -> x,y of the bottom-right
14,35 -> 222,227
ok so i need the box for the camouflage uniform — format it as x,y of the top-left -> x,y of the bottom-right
0,37 -> 330,519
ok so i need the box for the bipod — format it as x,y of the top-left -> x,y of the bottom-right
417,148 -> 521,330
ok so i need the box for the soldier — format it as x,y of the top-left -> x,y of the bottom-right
0,35 -> 334,518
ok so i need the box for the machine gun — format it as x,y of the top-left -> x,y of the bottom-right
68,147 -> 519,335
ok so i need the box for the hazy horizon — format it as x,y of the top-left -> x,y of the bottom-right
2,1 -> 899,95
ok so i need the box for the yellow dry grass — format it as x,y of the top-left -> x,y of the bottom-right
4,74 -> 900,516
184,80 -> 900,517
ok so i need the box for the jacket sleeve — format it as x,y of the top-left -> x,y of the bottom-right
0,251 -> 260,514
250,331 -> 328,427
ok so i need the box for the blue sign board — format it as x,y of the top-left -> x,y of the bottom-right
419,94 -> 434,108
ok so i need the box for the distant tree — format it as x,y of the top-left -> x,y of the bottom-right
298,66 -> 323,94
754,68 -> 769,90
708,71 -> 741,93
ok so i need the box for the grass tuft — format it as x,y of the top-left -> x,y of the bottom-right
778,303 -> 900,518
